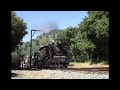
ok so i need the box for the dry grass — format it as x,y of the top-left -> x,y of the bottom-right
68,62 -> 109,68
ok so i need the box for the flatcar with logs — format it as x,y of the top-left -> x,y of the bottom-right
30,40 -> 69,69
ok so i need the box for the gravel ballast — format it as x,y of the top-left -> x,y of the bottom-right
11,70 -> 109,79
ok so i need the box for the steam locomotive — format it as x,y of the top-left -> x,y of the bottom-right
31,40 -> 69,69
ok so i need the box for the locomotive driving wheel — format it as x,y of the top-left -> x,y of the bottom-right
40,60 -> 45,69
63,63 -> 67,68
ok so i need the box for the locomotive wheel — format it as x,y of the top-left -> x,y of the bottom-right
38,60 -> 45,69
64,65 -> 67,68
40,62 -> 45,69
42,63 -> 45,68
63,64 -> 67,68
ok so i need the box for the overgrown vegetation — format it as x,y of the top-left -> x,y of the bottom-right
11,11 -> 28,69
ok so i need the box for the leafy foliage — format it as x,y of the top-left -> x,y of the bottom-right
11,11 -> 28,52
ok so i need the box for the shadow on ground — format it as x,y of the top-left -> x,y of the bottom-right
11,73 -> 18,77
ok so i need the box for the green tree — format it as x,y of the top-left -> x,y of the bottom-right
11,11 -> 28,52
78,11 -> 109,63
36,39 -> 39,46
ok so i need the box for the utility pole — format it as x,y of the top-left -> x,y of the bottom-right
30,30 -> 32,68
29,29 -> 43,69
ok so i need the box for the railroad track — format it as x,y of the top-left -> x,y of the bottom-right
18,67 -> 109,72
60,67 -> 109,71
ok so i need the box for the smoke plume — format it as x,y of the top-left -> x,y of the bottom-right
36,21 -> 59,42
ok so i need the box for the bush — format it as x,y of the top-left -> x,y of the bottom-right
11,52 -> 21,69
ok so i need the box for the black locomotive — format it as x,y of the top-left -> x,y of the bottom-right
31,40 -> 69,69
